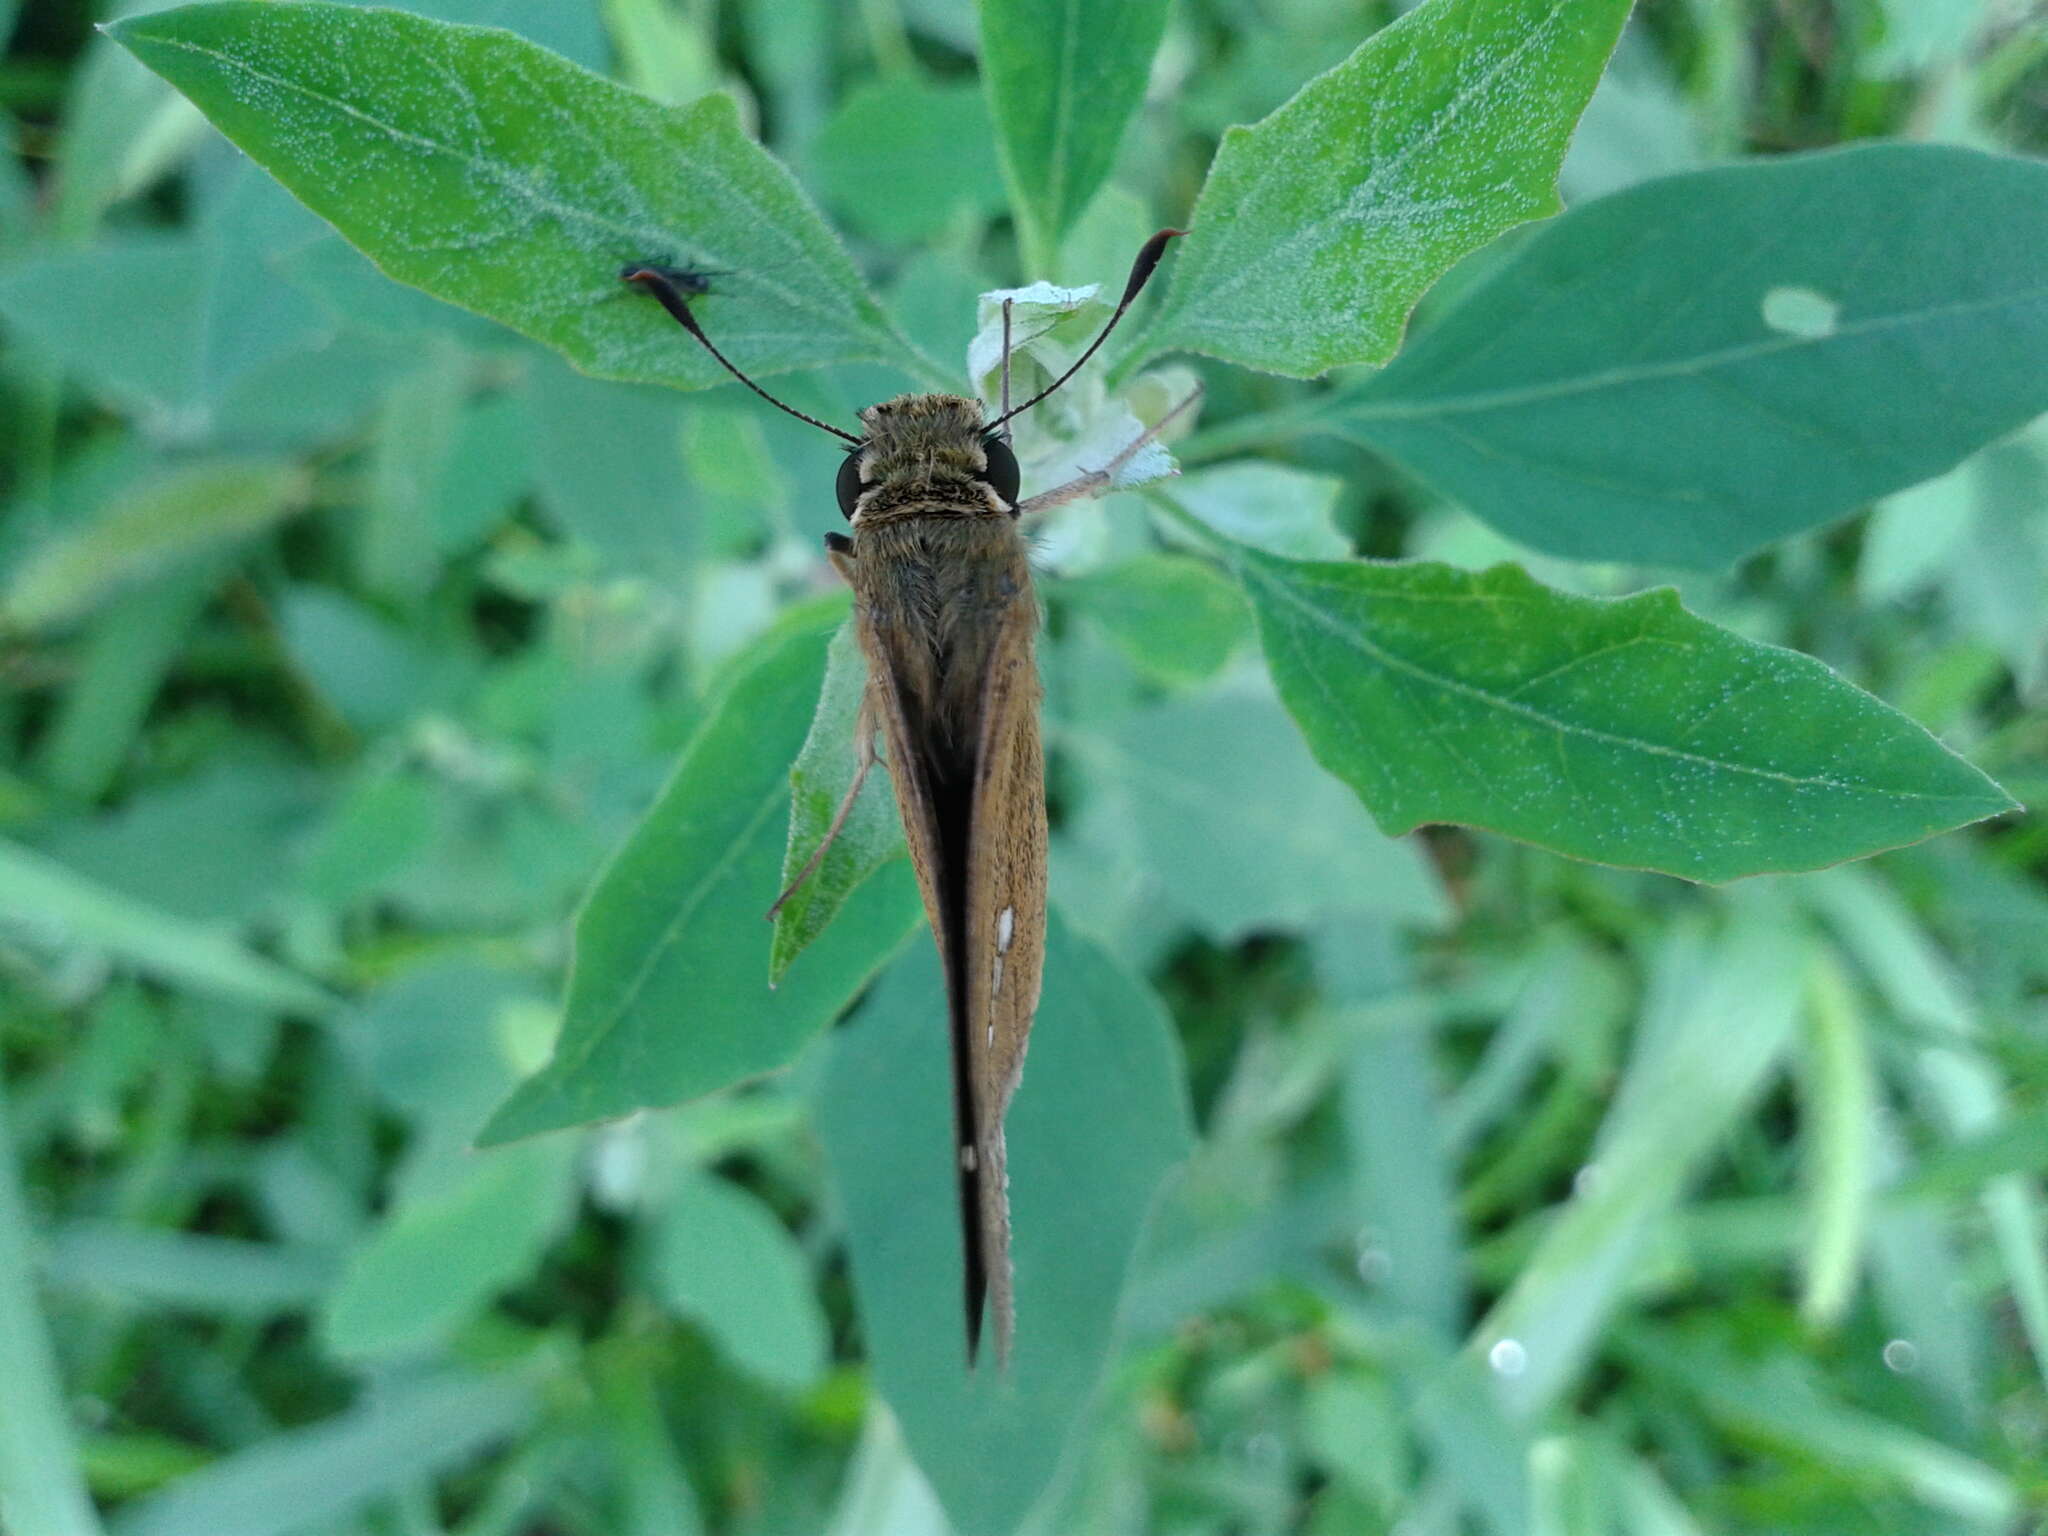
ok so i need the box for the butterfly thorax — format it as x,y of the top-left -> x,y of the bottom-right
847,394 -> 1008,527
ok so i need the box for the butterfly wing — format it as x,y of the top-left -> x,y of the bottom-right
851,517 -> 1045,1365
958,581 -> 1048,1365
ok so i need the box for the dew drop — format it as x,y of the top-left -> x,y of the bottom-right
1354,1226 -> 1391,1284
1488,1337 -> 1528,1377
1883,1338 -> 1919,1374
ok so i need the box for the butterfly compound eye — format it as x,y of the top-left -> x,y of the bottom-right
982,435 -> 1021,509
835,449 -> 865,521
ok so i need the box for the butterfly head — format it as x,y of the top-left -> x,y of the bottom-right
836,394 -> 1021,526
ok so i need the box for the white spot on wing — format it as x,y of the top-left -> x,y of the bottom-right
997,907 -> 1015,952
960,1144 -> 977,1172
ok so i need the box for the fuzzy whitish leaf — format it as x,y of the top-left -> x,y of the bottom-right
648,1171 -> 829,1391
480,605 -> 921,1145
1859,459 -> 1977,605
0,459 -> 304,633
1798,950 -> 1878,1331
1058,553 -> 1251,686
1160,461 -> 1350,559
970,281 -> 1176,492
979,0 -> 1170,267
1063,685 -> 1446,940
1945,431 -> 2048,700
108,2 -> 931,391
1340,145 -> 2048,567
1131,0 -> 1630,377
770,621 -> 904,985
1190,535 -> 2016,881
816,915 -> 1192,1536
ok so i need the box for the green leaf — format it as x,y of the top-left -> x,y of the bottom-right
111,1366 -> 540,1536
1476,906 -> 1808,1414
1059,552 -> 1252,686
44,761 -> 307,923
1797,949 -> 1876,1331
647,1171 -> 828,1392
0,458 -> 304,633
108,1 -> 932,390
0,838 -> 335,1016
480,604 -> 922,1144
1161,461 -> 1351,560
811,76 -> 1007,246
0,167 -> 334,425
815,914 -> 1192,1536
1339,1003 -> 1467,1340
979,0 -> 1170,269
1629,1331 -> 2017,1528
0,1081 -> 107,1536
320,1139 -> 578,1359
42,1225 -> 333,1317
520,352 -> 695,573
34,558 -> 223,802
1131,0 -> 1630,377
358,342 -> 466,601
1189,532 -> 2016,881
769,621 -> 904,985
1340,145 -> 2048,567
1061,685 -> 1446,940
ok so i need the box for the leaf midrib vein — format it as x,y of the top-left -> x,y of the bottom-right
130,30 -> 863,334
1355,285 -> 2048,422
549,782 -> 786,1086
1168,0 -> 1576,330
1248,561 -> 1973,803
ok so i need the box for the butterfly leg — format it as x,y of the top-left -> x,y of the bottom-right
1011,383 -> 1205,518
764,691 -> 879,921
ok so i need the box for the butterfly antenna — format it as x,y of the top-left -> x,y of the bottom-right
987,228 -> 1184,432
998,297 -> 1014,441
621,265 -> 861,445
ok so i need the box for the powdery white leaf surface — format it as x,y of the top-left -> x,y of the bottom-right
1133,0 -> 1631,377
110,2 -> 928,390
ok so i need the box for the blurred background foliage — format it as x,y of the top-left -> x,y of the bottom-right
2,1 -> 2047,1533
